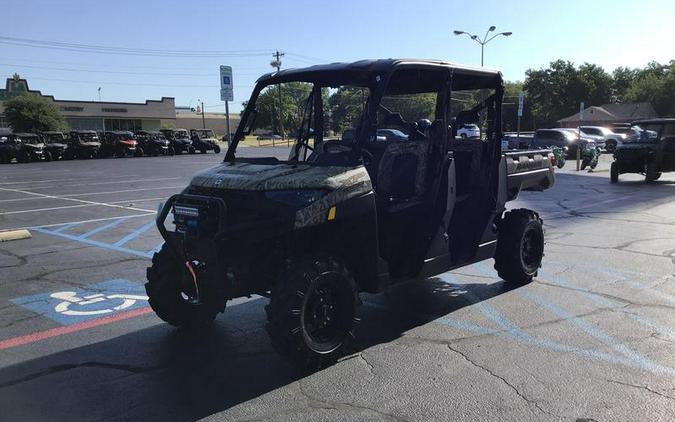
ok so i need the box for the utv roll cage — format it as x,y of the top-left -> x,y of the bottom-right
226,59 -> 503,162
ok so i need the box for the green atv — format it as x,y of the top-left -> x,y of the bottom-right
147,59 -> 555,369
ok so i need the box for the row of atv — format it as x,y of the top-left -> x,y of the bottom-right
0,128 -> 222,164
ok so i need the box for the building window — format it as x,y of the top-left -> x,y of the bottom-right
102,108 -> 128,113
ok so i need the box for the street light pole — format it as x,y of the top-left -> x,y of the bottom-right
98,87 -> 106,133
452,26 -> 512,67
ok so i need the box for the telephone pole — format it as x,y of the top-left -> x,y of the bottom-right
271,50 -> 285,140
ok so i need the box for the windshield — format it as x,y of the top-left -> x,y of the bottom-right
196,129 -> 215,138
22,136 -> 41,144
79,132 -> 99,142
175,129 -> 189,138
627,124 -> 660,142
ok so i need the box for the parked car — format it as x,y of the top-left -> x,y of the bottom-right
376,128 -> 408,142
161,128 -> 194,154
190,129 -> 221,153
456,123 -> 481,139
532,128 -> 594,158
100,131 -> 140,158
611,118 -> 675,183
578,126 -> 625,152
65,130 -> 101,159
41,131 -> 69,160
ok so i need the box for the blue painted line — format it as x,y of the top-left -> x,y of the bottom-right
52,223 -> 78,234
520,289 -> 675,376
112,221 -> 156,247
146,242 -> 164,254
77,217 -> 130,240
435,272 -> 639,368
32,227 -> 153,259
435,317 -> 497,335
539,268 -> 675,342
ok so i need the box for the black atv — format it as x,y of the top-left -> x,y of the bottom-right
100,131 -> 141,158
135,130 -> 171,156
189,129 -> 221,154
10,133 -> 49,162
611,118 -> 675,183
161,128 -> 195,154
147,59 -> 555,369
65,130 -> 101,159
41,131 -> 69,160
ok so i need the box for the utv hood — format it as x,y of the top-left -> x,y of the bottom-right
190,161 -> 373,228
190,161 -> 371,192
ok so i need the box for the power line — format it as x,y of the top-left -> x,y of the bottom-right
0,35 -> 274,58
23,75 -> 254,89
0,62 -> 263,77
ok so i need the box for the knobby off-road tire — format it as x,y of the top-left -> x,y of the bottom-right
645,160 -> 661,183
494,209 -> 544,285
214,145 -> 221,154
610,162 -> 619,183
146,243 -> 225,328
266,255 -> 360,371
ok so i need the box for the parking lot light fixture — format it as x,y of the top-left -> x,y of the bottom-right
453,26 -> 512,67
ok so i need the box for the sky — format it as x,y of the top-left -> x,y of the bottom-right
1,0 -> 673,112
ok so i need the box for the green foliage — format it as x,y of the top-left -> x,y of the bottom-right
327,86 -> 368,133
624,61 -> 675,117
161,121 -> 176,129
4,94 -> 68,132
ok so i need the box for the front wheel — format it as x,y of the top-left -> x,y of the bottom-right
214,145 -> 221,154
146,244 -> 225,328
610,162 -> 619,183
188,146 -> 196,154
494,209 -> 544,284
200,146 -> 207,154
645,160 -> 660,183
266,255 -> 359,370
134,147 -> 144,157
168,147 -> 175,156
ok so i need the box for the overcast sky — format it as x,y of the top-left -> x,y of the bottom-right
2,0 -> 673,111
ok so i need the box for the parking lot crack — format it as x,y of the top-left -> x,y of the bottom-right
296,380 -> 408,421
446,344 -> 560,418
605,379 -> 675,401
0,361 -> 165,389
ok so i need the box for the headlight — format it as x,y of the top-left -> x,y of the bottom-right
265,189 -> 327,207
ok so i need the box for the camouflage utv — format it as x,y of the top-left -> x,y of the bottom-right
147,59 -> 555,368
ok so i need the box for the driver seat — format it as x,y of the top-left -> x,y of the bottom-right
376,141 -> 429,207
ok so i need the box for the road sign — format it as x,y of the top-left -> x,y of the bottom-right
11,279 -> 148,325
517,91 -> 524,117
220,65 -> 234,102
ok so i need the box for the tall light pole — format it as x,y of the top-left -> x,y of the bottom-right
98,87 -> 106,133
453,26 -> 512,66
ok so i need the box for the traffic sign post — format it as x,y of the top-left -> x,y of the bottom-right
220,65 -> 234,145
517,91 -> 524,142
576,102 -> 584,171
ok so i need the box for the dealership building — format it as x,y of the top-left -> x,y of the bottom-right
0,76 -> 176,132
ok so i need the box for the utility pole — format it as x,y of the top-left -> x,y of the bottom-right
98,87 -> 106,133
200,100 -> 206,129
271,50 -> 285,142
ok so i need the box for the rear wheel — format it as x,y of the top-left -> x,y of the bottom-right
146,244 -> 225,328
188,146 -> 196,154
135,147 -> 144,157
214,145 -> 221,154
645,160 -> 660,183
494,209 -> 544,284
44,151 -> 53,162
266,255 -> 359,370
168,147 -> 175,156
610,162 -> 619,183
200,146 -> 207,154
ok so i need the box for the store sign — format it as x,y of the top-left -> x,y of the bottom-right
220,65 -> 233,102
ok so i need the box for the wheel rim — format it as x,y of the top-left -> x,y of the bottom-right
301,272 -> 354,354
521,226 -> 544,273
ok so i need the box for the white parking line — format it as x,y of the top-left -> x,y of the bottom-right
9,177 -> 182,190
2,213 -> 156,232
0,175 -> 139,186
0,187 -> 155,213
0,197 -> 166,215
0,186 -> 184,203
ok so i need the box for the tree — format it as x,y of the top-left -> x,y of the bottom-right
612,66 -> 638,102
624,60 -> 675,116
4,94 -> 68,132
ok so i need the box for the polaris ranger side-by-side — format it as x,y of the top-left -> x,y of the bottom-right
147,60 -> 555,368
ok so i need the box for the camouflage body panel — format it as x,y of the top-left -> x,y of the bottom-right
189,162 -> 373,228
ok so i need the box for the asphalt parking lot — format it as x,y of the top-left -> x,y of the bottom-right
0,150 -> 673,421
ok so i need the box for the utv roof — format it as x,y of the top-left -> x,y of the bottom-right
257,59 -> 502,88
631,118 -> 675,125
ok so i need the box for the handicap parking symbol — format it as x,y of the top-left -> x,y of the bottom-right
11,279 -> 149,325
